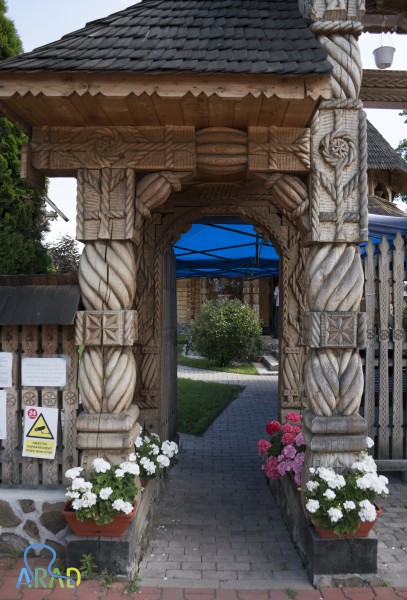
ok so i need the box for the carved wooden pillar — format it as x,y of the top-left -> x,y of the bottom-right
75,167 -> 140,471
299,0 -> 369,476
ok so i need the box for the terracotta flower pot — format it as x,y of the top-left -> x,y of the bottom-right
62,501 -> 137,537
313,503 -> 382,539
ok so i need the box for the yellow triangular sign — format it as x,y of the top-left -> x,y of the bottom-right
26,414 -> 54,440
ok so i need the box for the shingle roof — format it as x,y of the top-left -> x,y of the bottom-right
367,120 -> 407,173
0,0 -> 331,75
368,195 -> 407,217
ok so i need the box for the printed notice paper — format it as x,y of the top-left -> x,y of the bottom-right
0,352 -> 13,388
21,357 -> 67,387
0,390 -> 7,439
22,406 -> 58,459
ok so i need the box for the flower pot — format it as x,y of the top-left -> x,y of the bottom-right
62,501 -> 137,537
373,46 -> 395,69
313,504 -> 382,539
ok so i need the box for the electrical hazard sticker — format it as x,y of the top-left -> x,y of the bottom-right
22,407 -> 58,460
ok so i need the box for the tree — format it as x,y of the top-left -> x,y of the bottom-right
47,235 -> 81,274
0,0 -> 51,274
396,110 -> 407,202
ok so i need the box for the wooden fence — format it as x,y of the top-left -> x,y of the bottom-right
0,324 -> 79,485
362,232 -> 407,474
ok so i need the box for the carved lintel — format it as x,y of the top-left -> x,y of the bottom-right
30,126 -> 196,174
285,347 -> 301,354
283,389 -> 299,397
75,310 -> 138,346
304,311 -> 366,348
248,126 -> 310,173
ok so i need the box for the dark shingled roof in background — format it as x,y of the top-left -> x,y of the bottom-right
368,195 -> 407,217
367,120 -> 407,174
0,0 -> 331,75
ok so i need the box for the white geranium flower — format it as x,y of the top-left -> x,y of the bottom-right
112,499 -> 134,514
65,466 -> 83,480
327,507 -> 343,523
72,498 -> 84,510
66,491 -> 80,500
323,489 -> 336,500
92,457 -> 111,473
306,481 -> 319,492
359,499 -> 377,522
81,492 -> 97,508
343,500 -> 356,510
119,461 -> 140,476
71,477 -> 86,492
135,436 -> 143,448
305,499 -> 320,513
157,454 -> 170,467
150,444 -> 160,456
128,452 -> 137,462
115,468 -> 125,478
140,457 -> 156,475
366,436 -> 374,448
161,440 -> 178,458
99,487 -> 113,500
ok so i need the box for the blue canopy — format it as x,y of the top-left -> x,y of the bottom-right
174,215 -> 407,278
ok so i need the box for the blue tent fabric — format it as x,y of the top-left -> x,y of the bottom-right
173,215 -> 407,278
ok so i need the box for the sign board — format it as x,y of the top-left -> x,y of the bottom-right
0,390 -> 7,439
0,352 -> 13,388
21,357 -> 67,388
22,406 -> 58,459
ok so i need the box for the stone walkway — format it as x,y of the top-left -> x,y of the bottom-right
137,365 -> 407,590
1,364 -> 406,599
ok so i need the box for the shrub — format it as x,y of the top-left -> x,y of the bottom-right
190,297 -> 262,367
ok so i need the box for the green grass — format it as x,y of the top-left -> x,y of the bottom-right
177,339 -> 258,375
177,378 -> 243,435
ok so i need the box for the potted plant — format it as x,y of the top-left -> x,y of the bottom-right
62,456 -> 140,537
303,444 -> 389,538
257,412 -> 305,486
130,432 -> 178,485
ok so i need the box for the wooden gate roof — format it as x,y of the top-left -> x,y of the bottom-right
0,0 -> 331,76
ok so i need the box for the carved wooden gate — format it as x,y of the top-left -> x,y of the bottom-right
362,232 -> 407,473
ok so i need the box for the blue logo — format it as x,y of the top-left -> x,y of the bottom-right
16,543 -> 80,590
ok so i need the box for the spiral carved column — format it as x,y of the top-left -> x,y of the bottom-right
298,1 -> 369,480
75,168 -> 140,472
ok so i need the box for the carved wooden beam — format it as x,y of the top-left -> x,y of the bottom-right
248,126 -> 310,173
27,126 -> 196,175
361,69 -> 407,109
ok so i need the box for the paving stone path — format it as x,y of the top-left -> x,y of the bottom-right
137,365 -> 407,590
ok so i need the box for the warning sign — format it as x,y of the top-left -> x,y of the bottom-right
22,406 -> 58,460
26,414 -> 54,440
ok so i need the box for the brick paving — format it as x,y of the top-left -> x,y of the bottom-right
1,364 -> 406,599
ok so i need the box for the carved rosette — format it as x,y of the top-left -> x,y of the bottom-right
310,101 -> 368,243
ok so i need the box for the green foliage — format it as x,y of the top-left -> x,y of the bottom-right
47,235 -> 81,274
125,574 -> 142,594
177,377 -> 243,435
0,2 -> 50,274
79,553 -> 98,579
0,1 -> 23,60
177,341 -> 258,374
396,110 -> 407,202
99,568 -> 115,588
190,298 -> 262,367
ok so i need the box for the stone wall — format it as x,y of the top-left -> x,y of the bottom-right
0,489 -> 67,556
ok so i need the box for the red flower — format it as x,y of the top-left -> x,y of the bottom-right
285,412 -> 302,423
266,420 -> 282,435
257,439 -> 272,457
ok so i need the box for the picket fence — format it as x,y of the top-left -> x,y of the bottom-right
362,231 -> 407,475
0,324 -> 79,485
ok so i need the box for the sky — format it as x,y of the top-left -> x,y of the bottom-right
5,0 -> 407,242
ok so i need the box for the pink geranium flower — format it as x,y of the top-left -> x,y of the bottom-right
257,439 -> 272,457
285,412 -> 302,423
